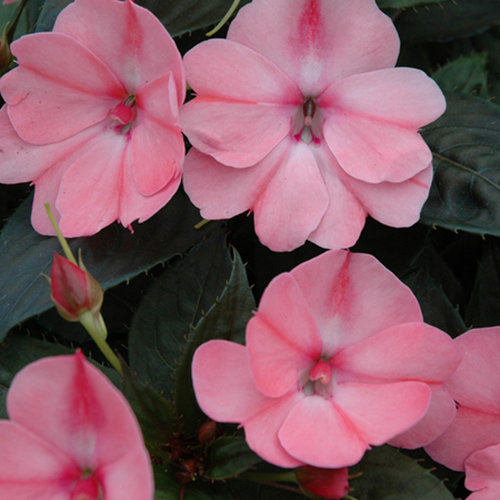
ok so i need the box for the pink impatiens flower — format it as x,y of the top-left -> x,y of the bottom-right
192,250 -> 460,468
181,0 -> 446,252
0,0 -> 185,236
463,443 -> 500,500
425,327 -> 500,471
0,352 -> 153,499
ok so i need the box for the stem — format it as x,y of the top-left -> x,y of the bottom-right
194,218 -> 210,230
206,0 -> 241,36
44,203 -> 77,265
79,312 -> 123,375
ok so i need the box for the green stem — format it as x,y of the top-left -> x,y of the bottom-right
44,203 -> 77,265
206,0 -> 241,36
79,311 -> 123,375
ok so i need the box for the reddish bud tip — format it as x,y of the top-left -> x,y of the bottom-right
295,466 -> 349,499
197,420 -> 218,445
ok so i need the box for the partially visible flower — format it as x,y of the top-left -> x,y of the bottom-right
192,250 -> 460,468
295,465 -> 349,499
0,0 -> 185,236
181,0 -> 445,252
425,327 -> 500,471
0,352 -> 153,499
464,443 -> 500,500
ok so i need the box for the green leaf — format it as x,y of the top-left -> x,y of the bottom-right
433,53 -> 489,98
465,241 -> 500,327
128,228 -> 232,397
402,239 -> 467,337
136,0 -> 250,37
349,446 -> 455,499
421,93 -> 500,236
173,246 -> 255,432
395,0 -> 500,43
0,190 -> 217,340
377,0 -> 449,8
205,437 -> 260,480
35,0 -> 73,32
121,363 -> 180,458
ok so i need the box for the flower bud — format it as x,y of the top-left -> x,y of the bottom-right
0,25 -> 12,74
294,466 -> 349,500
50,252 -> 103,323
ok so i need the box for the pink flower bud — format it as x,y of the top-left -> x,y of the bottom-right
50,252 -> 103,322
295,466 -> 349,500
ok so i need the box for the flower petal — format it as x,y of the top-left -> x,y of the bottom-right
228,0 -> 400,95
425,406 -> 500,471
54,0 -> 185,101
0,421 -> 77,500
346,165 -> 433,227
7,353 -> 149,470
334,322 -> 461,382
131,74 -> 184,196
307,144 -> 367,249
390,384 -> 457,448
1,33 -> 123,144
253,140 -> 329,251
278,395 -> 367,468
247,273 -> 323,397
465,444 -> 500,500
192,340 -> 271,423
182,148 -> 276,220
446,327 -> 500,413
334,382 -> 430,445
290,250 -> 423,354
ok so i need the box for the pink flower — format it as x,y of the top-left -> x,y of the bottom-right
425,327 -> 500,471
181,0 -> 445,252
295,465 -> 349,499
0,0 -> 185,237
463,443 -> 500,500
0,351 -> 153,499
192,250 -> 460,468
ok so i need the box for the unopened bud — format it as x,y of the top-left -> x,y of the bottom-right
294,466 -> 349,499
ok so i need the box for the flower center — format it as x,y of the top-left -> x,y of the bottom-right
308,358 -> 332,385
291,97 -> 323,145
109,94 -> 137,135
70,469 -> 103,500
302,357 -> 334,398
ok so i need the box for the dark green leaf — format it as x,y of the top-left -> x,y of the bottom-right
136,0 -> 250,37
433,53 -> 489,98
465,241 -> 500,327
473,27 -> 500,102
173,247 -> 255,432
121,362 -> 179,458
378,0 -> 449,8
349,446 -> 455,499
421,93 -> 500,236
402,240 -> 467,337
229,480 -> 305,500
35,0 -> 73,32
128,227 -> 232,397
395,0 -> 500,43
205,436 -> 260,480
0,190 -> 217,340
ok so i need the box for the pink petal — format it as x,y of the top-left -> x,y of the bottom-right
253,140 -> 329,251
425,406 -> 500,471
278,395 -> 367,468
320,68 -> 446,130
346,165 -> 433,227
7,353 -> 149,471
465,444 -> 500,500
131,74 -> 184,196
390,384 -> 457,448
334,382 -> 431,445
0,421 -> 77,499
446,327 -> 500,413
182,148 -> 276,220
289,250 -> 423,354
228,0 -> 400,96
54,0 -> 185,102
244,391 -> 305,468
307,144 -> 367,249
334,322 -> 460,382
1,33 -> 123,144
192,341 -> 272,423
247,273 -> 323,397
55,132 -> 125,236
322,112 -> 432,184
